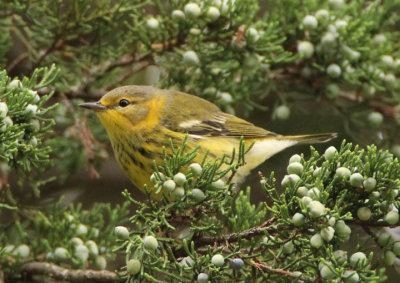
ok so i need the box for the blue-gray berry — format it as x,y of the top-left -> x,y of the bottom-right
231,258 -> 244,270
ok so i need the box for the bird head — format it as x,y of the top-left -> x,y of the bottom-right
79,85 -> 166,132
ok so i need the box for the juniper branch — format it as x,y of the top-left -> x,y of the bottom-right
20,262 -> 122,283
195,218 -> 278,245
250,258 -> 314,282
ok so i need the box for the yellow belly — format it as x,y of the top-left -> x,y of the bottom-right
110,130 -> 247,198
109,128 -> 296,199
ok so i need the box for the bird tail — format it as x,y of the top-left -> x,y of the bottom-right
279,133 -> 338,144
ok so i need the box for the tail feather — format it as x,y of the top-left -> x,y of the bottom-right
279,133 -> 338,144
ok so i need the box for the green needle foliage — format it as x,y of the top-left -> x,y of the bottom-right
113,139 -> 399,282
0,65 -> 58,197
1,200 -> 130,275
0,0 -> 400,282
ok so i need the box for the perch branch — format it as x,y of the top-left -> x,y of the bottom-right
250,258 -> 313,281
20,262 -> 122,282
196,218 -> 279,245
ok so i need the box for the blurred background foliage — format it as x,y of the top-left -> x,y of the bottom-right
0,0 -> 400,282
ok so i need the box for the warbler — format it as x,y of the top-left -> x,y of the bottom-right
80,85 -> 336,198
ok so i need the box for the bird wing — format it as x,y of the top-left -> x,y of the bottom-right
161,91 -> 277,138
181,112 -> 278,138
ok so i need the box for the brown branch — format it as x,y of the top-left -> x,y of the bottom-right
108,60 -> 152,89
60,93 -> 101,178
102,54 -> 136,73
65,88 -> 107,100
151,24 -> 247,52
37,87 -> 106,101
336,92 -> 398,119
196,218 -> 279,245
7,52 -> 29,73
250,258 -> 313,281
0,168 -> 9,190
66,89 -> 107,100
95,53 -> 153,82
32,25 -> 243,101
361,225 -> 378,242
150,39 -> 185,51
347,219 -> 400,228
37,53 -> 153,101
20,262 -> 122,282
32,38 -> 65,71
41,60 -> 150,101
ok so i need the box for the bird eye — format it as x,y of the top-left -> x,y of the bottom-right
119,99 -> 130,107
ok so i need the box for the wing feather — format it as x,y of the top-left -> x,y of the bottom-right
161,90 -> 278,138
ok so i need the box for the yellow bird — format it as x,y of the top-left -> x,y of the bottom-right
80,85 -> 336,199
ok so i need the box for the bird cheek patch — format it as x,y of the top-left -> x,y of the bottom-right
132,97 -> 166,130
133,107 -> 150,122
119,106 -> 149,127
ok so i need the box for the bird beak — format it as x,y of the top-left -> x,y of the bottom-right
79,102 -> 106,112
